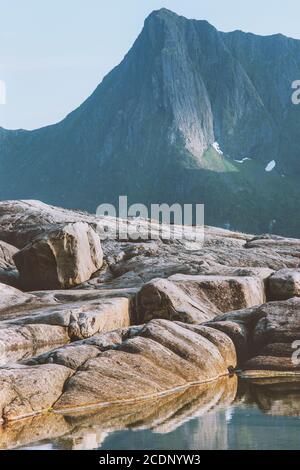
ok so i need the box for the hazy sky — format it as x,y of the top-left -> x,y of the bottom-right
1,0 -> 300,130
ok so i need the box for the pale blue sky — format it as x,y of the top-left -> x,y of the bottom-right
1,0 -> 300,130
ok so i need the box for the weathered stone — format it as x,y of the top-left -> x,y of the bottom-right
268,269 -> 300,301
136,278 -> 218,324
0,320 -> 236,421
3,297 -> 131,344
13,222 -> 103,290
32,287 -> 137,303
206,320 -> 249,363
244,356 -> 300,371
260,343 -> 296,357
67,298 -> 131,340
0,324 -> 68,355
136,274 -> 265,324
208,297 -> 300,372
0,268 -> 19,289
26,326 -> 144,368
0,364 -> 72,423
245,236 -> 300,251
0,200 -> 98,249
53,319 -> 236,411
0,283 -> 37,313
1,201 -> 300,293
2,200 -> 300,434
0,241 -> 19,288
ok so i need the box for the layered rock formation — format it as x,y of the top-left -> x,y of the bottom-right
0,200 -> 299,433
208,298 -> 300,371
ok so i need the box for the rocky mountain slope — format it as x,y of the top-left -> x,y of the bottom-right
1,8 -> 300,236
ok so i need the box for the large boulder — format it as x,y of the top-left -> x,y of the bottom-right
136,278 -> 219,324
0,200 -> 98,249
268,269 -> 300,301
208,297 -> 300,373
136,274 -> 266,324
13,222 -> 103,290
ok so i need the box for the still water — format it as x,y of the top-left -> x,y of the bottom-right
2,376 -> 300,450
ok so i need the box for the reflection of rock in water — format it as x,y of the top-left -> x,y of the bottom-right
70,431 -> 109,451
0,376 -> 237,450
245,377 -> 300,416
186,410 -> 229,450
228,378 -> 300,450
150,377 -> 235,450
0,413 -> 70,450
3,376 -> 300,450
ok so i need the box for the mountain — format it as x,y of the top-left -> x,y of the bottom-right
1,8 -> 300,236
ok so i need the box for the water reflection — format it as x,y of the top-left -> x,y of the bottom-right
1,376 -> 300,450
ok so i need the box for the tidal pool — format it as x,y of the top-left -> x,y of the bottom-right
2,376 -> 300,451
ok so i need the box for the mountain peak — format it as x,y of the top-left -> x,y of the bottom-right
148,8 -> 179,20
145,8 -> 184,27
1,12 -> 300,236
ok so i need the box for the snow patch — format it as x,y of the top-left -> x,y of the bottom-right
234,157 -> 252,164
265,160 -> 276,172
212,142 -> 223,155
